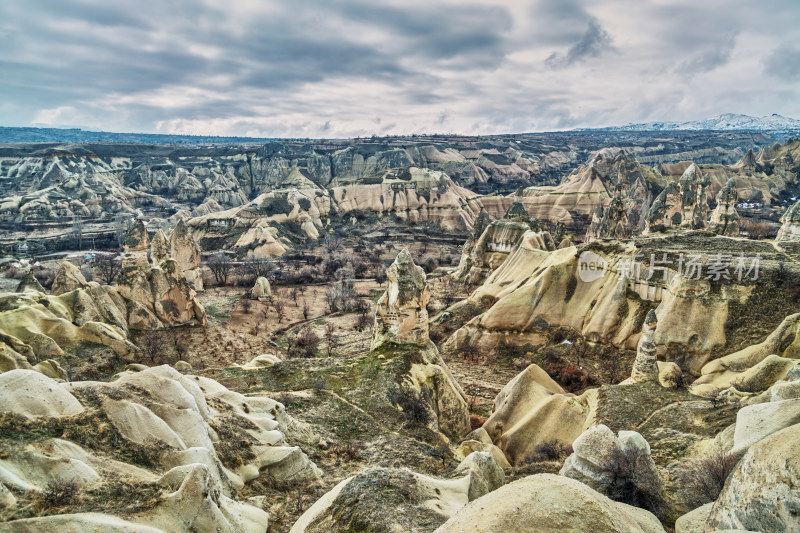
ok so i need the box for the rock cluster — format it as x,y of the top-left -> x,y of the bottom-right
117,220 -> 206,329
585,188 -> 633,241
645,164 -> 710,232
559,425 -> 661,500
0,365 -> 320,531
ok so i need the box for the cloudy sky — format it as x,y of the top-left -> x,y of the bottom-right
2,0 -> 800,137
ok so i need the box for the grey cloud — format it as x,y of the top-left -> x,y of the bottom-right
763,42 -> 800,81
676,32 -> 738,74
545,19 -> 614,69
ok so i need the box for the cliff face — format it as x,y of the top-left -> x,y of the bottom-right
446,231 -> 799,376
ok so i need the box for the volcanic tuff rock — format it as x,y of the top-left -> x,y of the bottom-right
708,178 -> 740,236
434,474 -> 665,533
448,231 -> 798,376
289,452 -> 504,533
645,163 -> 710,232
117,220 -> 206,329
630,310 -> 660,383
0,365 -> 320,531
559,425 -> 661,501
373,249 -> 431,349
776,199 -> 800,243
453,200 -> 550,284
368,250 -> 470,437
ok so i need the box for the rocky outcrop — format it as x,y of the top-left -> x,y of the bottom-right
250,277 -> 271,300
454,200 -> 549,284
0,288 -> 136,367
373,249 -> 431,349
695,312 -> 800,389
0,365 -> 319,531
480,364 -> 592,466
586,188 -> 634,241
776,199 -> 800,243
14,271 -> 45,294
708,178 -> 740,236
290,452 -> 503,533
645,164 -> 710,232
51,261 -> 88,296
117,221 -> 206,329
435,474 -> 664,533
448,232 -> 797,376
559,425 -> 662,502
368,250 -> 470,438
705,423 -> 800,532
630,310 -> 660,383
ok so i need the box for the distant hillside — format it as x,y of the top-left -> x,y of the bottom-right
0,126 -> 279,145
587,113 -> 800,132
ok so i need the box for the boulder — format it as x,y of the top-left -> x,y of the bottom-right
560,425 -> 662,505
453,451 -> 505,501
15,271 -> 45,294
250,277 -> 271,300
434,474 -> 665,533
0,369 -> 83,419
707,423 -> 800,532
290,467 -> 474,533
731,398 -> 800,454
51,261 -> 88,296
242,353 -> 281,369
658,361 -> 683,388
675,502 -> 714,533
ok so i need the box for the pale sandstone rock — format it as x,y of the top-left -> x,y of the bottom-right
14,271 -> 45,294
708,179 -> 740,236
453,451 -> 505,501
242,353 -> 281,369
149,229 -> 170,265
51,261 -> 88,296
0,369 -> 83,419
707,423 -> 800,532
560,426 -> 661,499
675,502 -> 714,533
290,466 -> 475,533
731,398 -> 800,454
776,199 -> 800,243
250,276 -> 272,300
434,474 -> 665,533
658,361 -> 684,388
631,310 -> 659,383
372,249 -> 430,349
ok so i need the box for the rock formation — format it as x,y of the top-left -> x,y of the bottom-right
708,178 -> 740,236
250,276 -> 272,300
117,220 -> 206,329
149,229 -> 170,266
448,232 -> 797,376
368,250 -> 470,437
585,188 -> 633,241
373,249 -> 430,349
454,201 -> 550,283
51,261 -> 88,296
630,310 -> 660,383
559,425 -> 662,500
0,365 -> 320,531
434,474 -> 665,533
14,271 -> 45,294
645,164 -> 710,232
776,199 -> 800,243
289,452 -> 504,533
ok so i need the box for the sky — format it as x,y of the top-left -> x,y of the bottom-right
2,0 -> 800,138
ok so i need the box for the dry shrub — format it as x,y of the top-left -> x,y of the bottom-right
680,448 -> 739,507
469,414 -> 486,431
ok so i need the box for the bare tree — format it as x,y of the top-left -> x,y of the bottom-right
272,295 -> 286,322
239,297 -> 253,314
241,255 -> 275,282
208,253 -> 233,286
302,300 -> 310,320
136,330 -> 162,363
324,322 -> 337,356
94,254 -> 122,284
